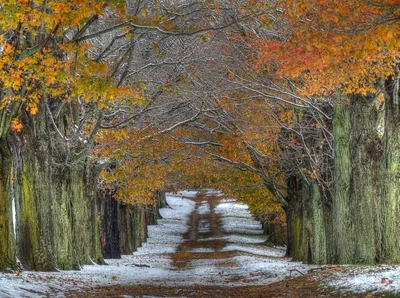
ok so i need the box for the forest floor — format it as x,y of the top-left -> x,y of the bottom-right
1,191 -> 399,297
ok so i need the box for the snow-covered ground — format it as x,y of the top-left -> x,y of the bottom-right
1,190 -> 400,297
134,195 -> 195,255
327,265 -> 400,294
0,194 -> 197,297
197,201 -> 211,215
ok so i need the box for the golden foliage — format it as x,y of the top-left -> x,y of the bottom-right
0,1 -> 142,114
255,0 -> 400,95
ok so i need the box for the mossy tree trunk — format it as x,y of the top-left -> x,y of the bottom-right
262,212 -> 287,247
0,102 -> 24,270
380,70 -> 400,264
50,101 -> 104,266
99,189 -> 121,259
323,197 -> 335,264
156,190 -> 167,212
349,94 -> 381,264
0,139 -> 15,270
302,180 -> 326,264
332,94 -> 381,264
140,206 -> 148,242
12,101 -> 104,270
51,167 -> 79,270
331,101 -> 351,263
132,204 -> 144,251
12,104 -> 56,271
285,175 -> 303,260
118,202 -> 135,255
50,102 -> 103,267
72,166 -> 104,265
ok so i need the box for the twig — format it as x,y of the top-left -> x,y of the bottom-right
131,263 -> 151,268
309,267 -> 328,272
289,269 -> 305,277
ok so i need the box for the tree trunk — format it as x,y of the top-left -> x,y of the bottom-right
13,108 -> 56,271
332,95 -> 381,264
141,206 -> 148,242
380,71 -> 400,263
0,139 -> 15,270
262,212 -> 287,247
302,180 -> 326,264
0,102 -> 21,270
156,190 -> 167,212
331,102 -> 351,263
133,204 -> 144,251
12,101 -> 104,270
118,202 -> 135,255
72,166 -> 104,265
285,175 -> 303,260
51,167 -> 79,270
100,189 -> 165,257
323,196 -> 335,264
349,94 -> 381,264
99,189 -> 121,259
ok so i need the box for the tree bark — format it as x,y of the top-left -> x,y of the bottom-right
331,102 -> 351,263
0,102 -> 21,270
262,212 -> 287,247
302,180 -> 326,264
118,202 -> 134,255
380,71 -> 400,263
12,101 -> 104,270
332,94 -> 381,264
285,175 -> 303,260
99,190 -> 121,259
51,167 -> 79,270
132,204 -> 144,251
12,106 -> 56,270
0,138 -> 15,270
73,166 -> 104,265
349,94 -> 381,264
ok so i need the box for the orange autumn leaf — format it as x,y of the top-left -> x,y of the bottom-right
11,118 -> 23,132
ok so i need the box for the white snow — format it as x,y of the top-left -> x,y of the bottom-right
188,248 -> 215,253
173,189 -> 223,198
221,244 -> 286,258
173,190 -> 199,198
160,195 -> 195,220
203,189 -> 224,196
224,234 -> 267,244
326,265 -> 400,294
135,195 -> 195,255
197,201 -> 210,215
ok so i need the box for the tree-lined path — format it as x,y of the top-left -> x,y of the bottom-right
0,191 -> 397,297
64,191 -> 337,297
0,1 -> 399,296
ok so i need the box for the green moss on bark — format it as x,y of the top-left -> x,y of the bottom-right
0,142 -> 15,270
332,94 -> 381,264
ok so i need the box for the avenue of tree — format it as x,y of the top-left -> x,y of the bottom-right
0,0 -> 398,271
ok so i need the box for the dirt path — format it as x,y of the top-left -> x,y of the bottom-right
171,194 -> 230,270
65,192 -> 353,297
